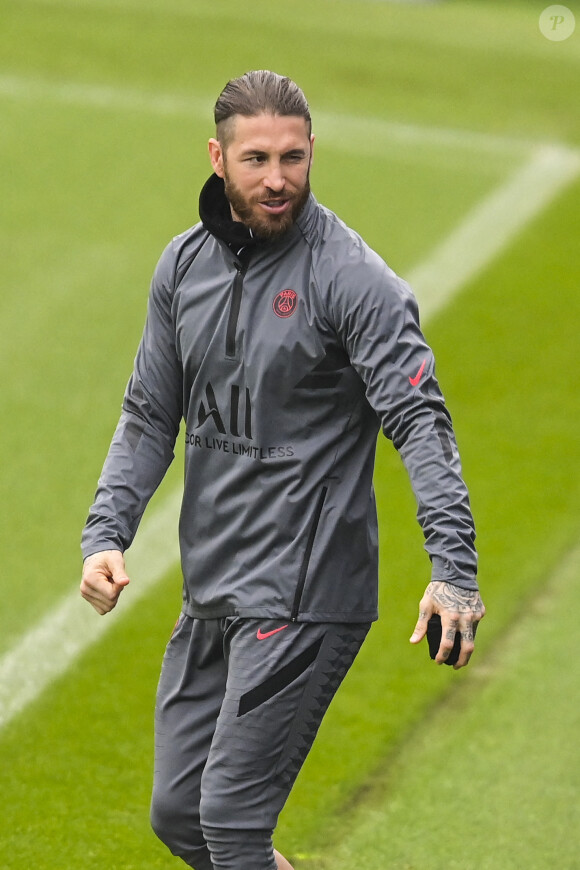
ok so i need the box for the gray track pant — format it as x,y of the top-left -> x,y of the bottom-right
150,615 -> 370,870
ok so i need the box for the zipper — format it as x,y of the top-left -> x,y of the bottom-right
291,486 -> 329,621
225,262 -> 246,359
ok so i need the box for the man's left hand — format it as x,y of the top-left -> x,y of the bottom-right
409,581 -> 485,669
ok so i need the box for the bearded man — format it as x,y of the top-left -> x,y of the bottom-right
81,70 -> 484,870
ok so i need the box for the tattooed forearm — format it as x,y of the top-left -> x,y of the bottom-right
426,581 -> 485,615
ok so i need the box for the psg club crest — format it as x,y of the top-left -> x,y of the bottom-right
273,289 -> 298,318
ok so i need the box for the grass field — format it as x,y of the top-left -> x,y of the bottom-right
1,1 -> 579,868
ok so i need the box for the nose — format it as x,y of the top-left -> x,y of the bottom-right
263,161 -> 285,192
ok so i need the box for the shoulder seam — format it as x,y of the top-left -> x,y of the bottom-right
297,205 -> 339,334
170,226 -> 211,292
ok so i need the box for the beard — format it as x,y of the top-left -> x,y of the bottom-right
223,172 -> 310,241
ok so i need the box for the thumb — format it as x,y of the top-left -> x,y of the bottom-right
409,612 -> 429,644
100,550 -> 130,587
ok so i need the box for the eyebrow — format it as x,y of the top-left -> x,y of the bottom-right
239,147 -> 309,159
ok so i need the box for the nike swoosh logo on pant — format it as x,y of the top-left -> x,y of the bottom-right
256,625 -> 289,640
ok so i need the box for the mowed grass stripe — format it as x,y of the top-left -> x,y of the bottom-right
408,144 -> 580,320
320,540 -> 580,870
0,489 -> 180,729
281,168 -> 580,861
0,72 -> 534,157
1,146 -> 579,731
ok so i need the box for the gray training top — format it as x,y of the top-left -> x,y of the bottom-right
82,176 -> 477,623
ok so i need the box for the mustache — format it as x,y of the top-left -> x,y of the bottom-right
261,188 -> 289,200
260,165 -> 311,202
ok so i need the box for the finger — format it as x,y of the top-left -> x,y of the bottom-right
83,550 -> 130,587
435,614 -> 459,664
80,572 -> 116,599
108,555 -> 130,588
81,588 -> 122,615
100,554 -> 130,588
81,552 -> 130,599
409,609 -> 431,644
453,625 -> 475,670
80,573 -> 124,614
453,614 -> 481,669
80,587 -> 112,615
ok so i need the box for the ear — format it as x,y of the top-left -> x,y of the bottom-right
208,138 -> 225,178
309,134 -> 315,167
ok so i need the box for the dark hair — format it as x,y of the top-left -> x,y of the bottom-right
214,70 -> 311,145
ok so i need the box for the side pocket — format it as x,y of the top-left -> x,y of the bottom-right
290,486 -> 328,621
237,637 -> 323,717
163,611 -> 188,659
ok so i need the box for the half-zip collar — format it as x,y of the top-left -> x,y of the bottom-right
199,174 -> 317,361
198,173 -> 316,266
199,174 -> 258,266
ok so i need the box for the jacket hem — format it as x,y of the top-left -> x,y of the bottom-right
181,602 -> 378,623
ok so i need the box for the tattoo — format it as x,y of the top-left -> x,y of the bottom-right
426,581 -> 484,616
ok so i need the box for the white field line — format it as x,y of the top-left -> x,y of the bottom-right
408,144 -> 580,320
0,72 -> 534,158
0,488 -> 182,729
0,73 -> 214,121
1,83 -> 579,730
326,538 -> 580,870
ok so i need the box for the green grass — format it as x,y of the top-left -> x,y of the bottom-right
0,569 -> 184,869
322,542 -> 580,870
1,0 -> 579,868
341,541 -> 579,867
282,170 -> 580,867
279,172 -> 580,859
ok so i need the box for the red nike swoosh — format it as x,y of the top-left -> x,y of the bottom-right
409,358 -> 427,387
256,624 -> 289,640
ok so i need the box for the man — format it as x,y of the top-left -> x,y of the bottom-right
81,70 -> 484,870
